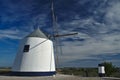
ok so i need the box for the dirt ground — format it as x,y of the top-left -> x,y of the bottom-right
0,74 -> 102,80
1,74 -> 120,80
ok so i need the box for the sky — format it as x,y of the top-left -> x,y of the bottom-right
0,0 -> 120,67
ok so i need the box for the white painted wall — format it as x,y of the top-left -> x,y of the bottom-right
98,66 -> 105,73
12,37 -> 55,72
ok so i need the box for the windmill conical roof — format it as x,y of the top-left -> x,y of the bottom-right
26,28 -> 48,39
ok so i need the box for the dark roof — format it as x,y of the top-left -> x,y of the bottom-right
26,28 -> 48,39
98,63 -> 104,66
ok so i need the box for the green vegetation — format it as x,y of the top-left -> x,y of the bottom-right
0,62 -> 119,77
0,67 -> 11,75
57,67 -> 98,77
57,62 -> 120,77
103,62 -> 116,76
102,62 -> 120,77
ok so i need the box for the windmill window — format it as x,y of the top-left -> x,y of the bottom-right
23,45 -> 30,52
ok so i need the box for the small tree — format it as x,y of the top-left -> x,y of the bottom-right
102,62 -> 117,76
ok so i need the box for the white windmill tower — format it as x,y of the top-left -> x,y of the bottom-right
12,28 -> 56,76
98,63 -> 105,77
12,0 -> 78,76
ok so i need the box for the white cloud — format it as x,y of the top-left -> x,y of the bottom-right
105,1 -> 120,29
0,29 -> 29,39
55,0 -> 120,66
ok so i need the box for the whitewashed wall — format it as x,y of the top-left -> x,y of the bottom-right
12,37 -> 55,72
98,66 -> 105,74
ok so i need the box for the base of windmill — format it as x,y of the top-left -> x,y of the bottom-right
11,71 -> 56,76
98,73 -> 105,77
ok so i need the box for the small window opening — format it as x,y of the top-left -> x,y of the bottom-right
23,45 -> 30,52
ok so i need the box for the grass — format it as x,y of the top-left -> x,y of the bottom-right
0,67 -> 120,78
57,67 -> 120,77
0,68 -> 11,75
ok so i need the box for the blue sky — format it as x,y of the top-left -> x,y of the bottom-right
0,0 -> 120,67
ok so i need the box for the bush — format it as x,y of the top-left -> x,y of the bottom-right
102,62 -> 118,76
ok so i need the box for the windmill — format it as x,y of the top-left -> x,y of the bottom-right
98,55 -> 106,77
11,0 -> 78,76
11,27 -> 56,76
